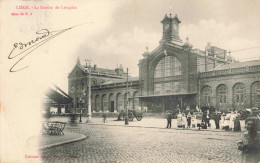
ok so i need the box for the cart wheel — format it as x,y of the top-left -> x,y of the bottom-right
128,112 -> 134,121
136,116 -> 142,121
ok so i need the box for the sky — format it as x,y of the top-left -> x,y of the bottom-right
29,0 -> 260,92
75,0 -> 260,88
0,0 -> 260,161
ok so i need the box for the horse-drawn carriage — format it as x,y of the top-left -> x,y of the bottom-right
118,109 -> 144,121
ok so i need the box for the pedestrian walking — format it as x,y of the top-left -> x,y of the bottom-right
234,113 -> 241,131
214,111 -> 221,129
206,110 -> 210,127
220,112 -> 225,129
166,112 -> 172,128
102,113 -> 107,123
187,112 -> 192,129
230,111 -> 236,131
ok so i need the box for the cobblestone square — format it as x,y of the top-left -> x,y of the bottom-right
40,122 -> 242,163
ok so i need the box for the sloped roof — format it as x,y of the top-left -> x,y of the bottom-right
214,60 -> 260,70
100,76 -> 139,85
90,67 -> 118,75
69,63 -> 125,77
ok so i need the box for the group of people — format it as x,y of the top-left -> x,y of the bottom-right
166,111 -> 198,129
165,109 -> 250,130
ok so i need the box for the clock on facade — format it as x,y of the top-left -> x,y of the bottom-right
164,24 -> 169,30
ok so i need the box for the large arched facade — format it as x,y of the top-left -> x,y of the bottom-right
153,55 -> 182,95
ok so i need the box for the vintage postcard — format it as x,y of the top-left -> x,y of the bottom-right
1,0 -> 260,162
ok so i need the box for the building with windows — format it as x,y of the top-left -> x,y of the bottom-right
68,14 -> 260,114
68,58 -> 139,113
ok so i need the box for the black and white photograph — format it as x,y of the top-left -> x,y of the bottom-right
0,0 -> 260,162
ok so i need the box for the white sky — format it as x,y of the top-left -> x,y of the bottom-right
74,0 -> 260,93
0,0 -> 260,161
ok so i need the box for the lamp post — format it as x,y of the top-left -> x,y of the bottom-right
125,68 -> 129,125
79,99 -> 82,122
86,59 -> 92,123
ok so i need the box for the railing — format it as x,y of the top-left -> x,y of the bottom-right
200,65 -> 260,78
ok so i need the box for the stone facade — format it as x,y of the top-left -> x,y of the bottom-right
68,14 -> 260,114
68,59 -> 139,113
199,62 -> 260,111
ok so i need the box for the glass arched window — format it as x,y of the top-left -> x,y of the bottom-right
217,84 -> 228,105
201,86 -> 212,106
251,81 -> 260,107
154,56 -> 182,78
101,94 -> 107,112
233,83 -> 246,108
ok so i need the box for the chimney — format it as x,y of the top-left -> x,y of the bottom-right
94,64 -> 97,70
205,42 -> 211,56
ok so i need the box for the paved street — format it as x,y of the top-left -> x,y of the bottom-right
40,122 -> 242,163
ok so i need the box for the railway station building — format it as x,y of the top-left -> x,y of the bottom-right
68,14 -> 260,114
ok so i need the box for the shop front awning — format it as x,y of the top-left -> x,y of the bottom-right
136,92 -> 197,98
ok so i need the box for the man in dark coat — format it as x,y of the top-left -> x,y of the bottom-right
166,112 -> 172,128
214,111 -> 221,129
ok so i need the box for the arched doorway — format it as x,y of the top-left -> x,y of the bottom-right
101,94 -> 107,112
95,95 -> 100,112
116,93 -> 123,112
109,94 -> 115,112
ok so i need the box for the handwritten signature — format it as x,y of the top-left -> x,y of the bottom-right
8,23 -> 92,72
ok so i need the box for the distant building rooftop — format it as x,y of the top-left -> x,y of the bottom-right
214,60 -> 260,70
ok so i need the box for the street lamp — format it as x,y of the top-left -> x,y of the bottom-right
125,68 -> 129,125
86,59 -> 92,123
79,98 -> 82,122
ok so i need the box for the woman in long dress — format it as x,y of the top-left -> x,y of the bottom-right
230,111 -> 237,130
177,113 -> 183,128
191,113 -> 197,128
